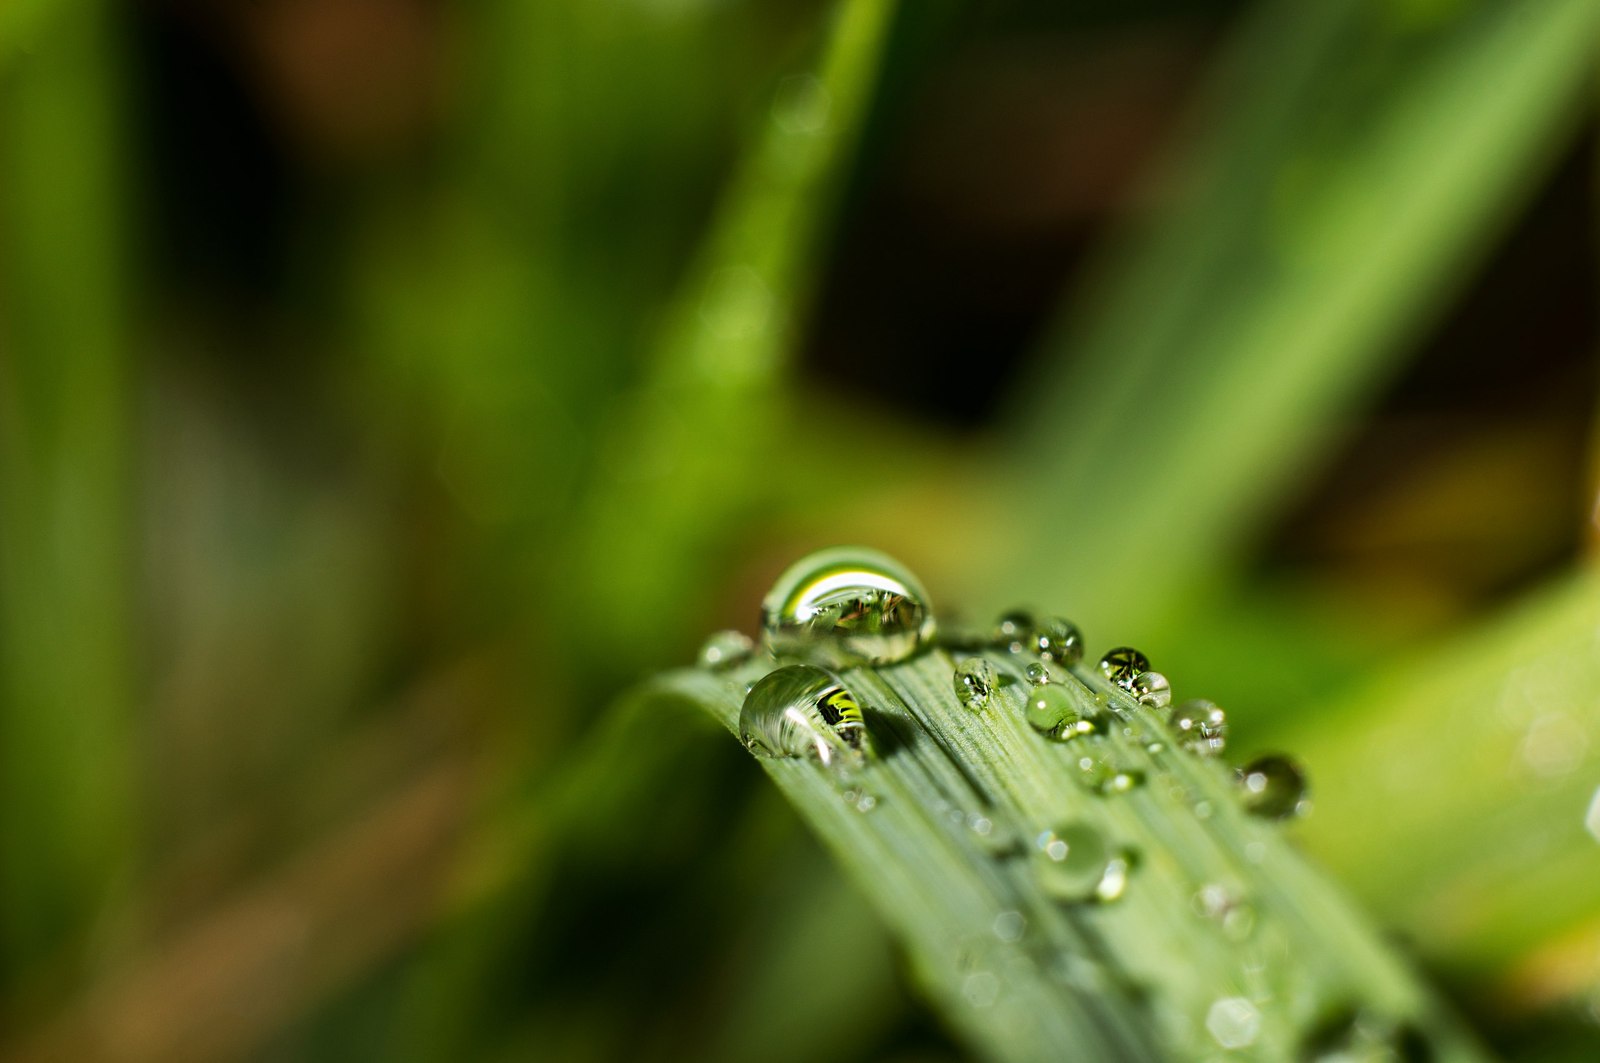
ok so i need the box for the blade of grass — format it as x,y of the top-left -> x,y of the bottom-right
1286,567 -> 1600,989
0,0 -> 136,983
560,0 -> 901,661
648,642 -> 1488,1061
983,0 -> 1600,636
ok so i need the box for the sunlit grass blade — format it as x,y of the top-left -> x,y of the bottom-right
560,0 -> 900,660
0,0 -> 135,981
647,643 -> 1488,1061
983,0 -> 1600,636
1287,568 -> 1600,1001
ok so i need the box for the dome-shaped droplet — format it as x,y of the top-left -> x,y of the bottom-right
1238,754 -> 1309,820
761,547 -> 935,666
1095,850 -> 1135,902
698,629 -> 755,671
1170,699 -> 1227,756
739,664 -> 869,769
1098,647 -> 1149,690
1025,662 -> 1050,686
953,657 -> 996,711
1132,670 -> 1170,707
1034,617 -> 1084,666
1032,823 -> 1110,901
993,610 -> 1035,653
1206,997 -> 1261,1050
1025,684 -> 1076,733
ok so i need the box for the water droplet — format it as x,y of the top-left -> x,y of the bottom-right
1033,617 -> 1084,665
1032,824 -> 1110,901
1025,662 -> 1051,685
1586,786 -> 1600,844
698,629 -> 754,670
1238,755 -> 1310,820
1193,799 -> 1214,819
992,910 -> 1027,942
994,610 -> 1035,653
1170,699 -> 1228,757
967,811 -> 1013,854
842,787 -> 878,813
772,73 -> 831,136
1207,997 -> 1261,1049
1053,716 -> 1098,742
962,970 -> 1000,1008
1098,647 -> 1150,690
739,665 -> 869,770
1133,671 -> 1171,708
1103,770 -> 1144,795
1025,685 -> 1077,733
1074,754 -> 1114,791
1095,850 -> 1135,902
953,657 -> 997,710
761,547 -> 936,666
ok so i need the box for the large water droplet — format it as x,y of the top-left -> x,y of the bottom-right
1032,823 -> 1110,901
740,665 -> 869,769
994,610 -> 1035,653
698,629 -> 754,671
1098,647 -> 1150,690
1170,699 -> 1228,757
761,547 -> 935,666
1132,671 -> 1171,708
1025,684 -> 1076,733
1033,617 -> 1084,665
1239,754 -> 1309,820
953,657 -> 997,710
1206,997 -> 1261,1050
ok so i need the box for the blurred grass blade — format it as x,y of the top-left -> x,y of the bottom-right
0,0 -> 136,979
1289,567 -> 1600,996
651,645 -> 1488,1061
561,0 -> 900,656
985,0 -> 1600,634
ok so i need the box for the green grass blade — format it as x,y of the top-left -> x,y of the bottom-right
561,0 -> 900,657
647,643 -> 1487,1061
0,0 -> 136,979
1290,567 -> 1600,986
985,0 -> 1600,635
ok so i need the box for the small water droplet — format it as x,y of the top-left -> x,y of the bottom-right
842,787 -> 878,813
1146,741 -> 1166,754
992,910 -> 1027,942
1098,647 -> 1150,690
1052,716 -> 1098,742
1025,662 -> 1051,685
1025,684 -> 1077,733
698,629 -> 754,670
1095,850 -> 1135,902
1206,997 -> 1261,1049
1032,823 -> 1110,901
1586,786 -> 1600,844
740,665 -> 869,770
953,657 -> 997,710
962,970 -> 1001,1008
1133,671 -> 1171,708
993,610 -> 1035,652
1170,699 -> 1228,757
1075,754 -> 1114,791
761,547 -> 936,666
1193,799 -> 1214,819
1033,617 -> 1084,665
967,811 -> 1013,854
1103,770 -> 1144,795
1238,755 -> 1310,820
1194,884 -> 1257,941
